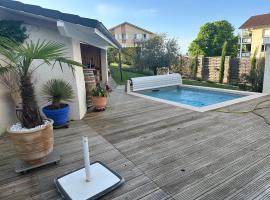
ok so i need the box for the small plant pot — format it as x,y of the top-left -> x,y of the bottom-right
7,119 -> 54,164
92,96 -> 107,109
42,104 -> 70,126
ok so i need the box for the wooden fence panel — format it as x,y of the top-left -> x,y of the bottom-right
176,56 -> 251,84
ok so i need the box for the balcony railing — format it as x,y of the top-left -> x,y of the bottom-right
238,37 -> 251,44
133,38 -> 147,43
238,52 -> 251,57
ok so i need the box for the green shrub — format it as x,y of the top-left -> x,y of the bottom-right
0,20 -> 28,43
108,47 -> 141,66
92,85 -> 108,97
246,48 -> 264,92
191,56 -> 198,79
42,79 -> 74,109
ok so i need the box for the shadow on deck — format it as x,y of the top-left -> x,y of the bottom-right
1,87 -> 270,199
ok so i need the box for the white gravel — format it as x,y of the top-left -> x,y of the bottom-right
9,120 -> 52,133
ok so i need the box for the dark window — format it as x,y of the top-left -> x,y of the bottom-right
261,44 -> 266,52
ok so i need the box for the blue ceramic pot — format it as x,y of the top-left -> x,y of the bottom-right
42,104 -> 69,126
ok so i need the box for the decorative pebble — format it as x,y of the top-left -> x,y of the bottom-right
9,120 -> 51,133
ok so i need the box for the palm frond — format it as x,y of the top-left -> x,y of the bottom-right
0,64 -> 16,76
0,37 -> 82,127
0,37 -> 83,76
54,57 -> 83,73
42,79 -> 74,106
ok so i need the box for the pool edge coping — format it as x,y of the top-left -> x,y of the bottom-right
127,84 -> 268,112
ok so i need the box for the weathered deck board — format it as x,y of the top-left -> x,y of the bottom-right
85,87 -> 270,200
1,86 -> 270,199
0,118 -> 164,200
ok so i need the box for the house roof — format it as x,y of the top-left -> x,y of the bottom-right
240,13 -> 270,29
109,22 -> 154,34
0,0 -> 121,48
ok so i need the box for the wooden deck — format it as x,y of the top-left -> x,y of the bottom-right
1,87 -> 270,199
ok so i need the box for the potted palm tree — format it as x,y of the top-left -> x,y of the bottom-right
42,79 -> 74,127
0,37 -> 82,164
91,84 -> 108,110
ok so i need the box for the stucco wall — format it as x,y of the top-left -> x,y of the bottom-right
70,39 -> 87,119
101,49 -> 108,83
0,85 -> 17,134
263,45 -> 270,93
24,21 -> 86,121
0,12 -> 87,134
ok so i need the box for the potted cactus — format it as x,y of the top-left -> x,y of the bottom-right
0,37 -> 82,164
91,84 -> 108,110
42,79 -> 74,127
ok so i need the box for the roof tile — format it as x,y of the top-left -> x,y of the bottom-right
240,13 -> 270,29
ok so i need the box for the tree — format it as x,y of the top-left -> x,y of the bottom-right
0,20 -> 28,43
247,48 -> 264,92
0,38 -> 82,128
188,20 -> 238,57
219,41 -> 228,83
191,56 -> 198,79
135,34 -> 180,74
107,47 -> 118,65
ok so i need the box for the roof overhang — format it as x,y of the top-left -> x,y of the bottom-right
0,4 -> 121,50
57,21 -> 119,49
263,37 -> 270,45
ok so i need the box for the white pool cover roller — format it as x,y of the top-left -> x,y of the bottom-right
131,73 -> 182,91
55,136 -> 124,200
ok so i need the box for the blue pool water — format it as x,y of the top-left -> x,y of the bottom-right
136,86 -> 246,107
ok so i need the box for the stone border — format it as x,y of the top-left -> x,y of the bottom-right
127,84 -> 267,112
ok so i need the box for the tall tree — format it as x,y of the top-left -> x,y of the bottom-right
219,41 -> 228,83
136,34 -> 180,74
188,20 -> 238,57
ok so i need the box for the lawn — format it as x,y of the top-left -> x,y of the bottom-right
182,79 -> 245,91
109,63 -> 152,85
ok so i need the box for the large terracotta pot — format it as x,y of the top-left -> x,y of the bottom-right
7,119 -> 54,164
92,96 -> 107,109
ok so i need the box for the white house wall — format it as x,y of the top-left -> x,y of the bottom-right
0,11 -> 87,134
25,21 -> 87,121
263,44 -> 270,93
71,39 -> 87,119
101,49 -> 109,83
0,85 -> 17,134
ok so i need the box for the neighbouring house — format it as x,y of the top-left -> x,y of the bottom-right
238,13 -> 270,58
109,22 -> 155,47
0,0 -> 121,134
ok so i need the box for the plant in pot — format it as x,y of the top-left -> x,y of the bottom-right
91,84 -> 108,110
0,37 -> 82,164
42,79 -> 74,127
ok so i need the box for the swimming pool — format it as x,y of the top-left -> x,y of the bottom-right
137,86 -> 245,107
129,85 -> 265,112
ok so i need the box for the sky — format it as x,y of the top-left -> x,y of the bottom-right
20,0 -> 270,53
